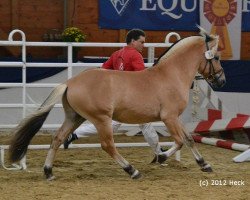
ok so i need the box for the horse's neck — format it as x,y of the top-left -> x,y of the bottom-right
158,37 -> 204,87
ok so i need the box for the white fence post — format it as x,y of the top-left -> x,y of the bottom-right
8,30 -> 28,118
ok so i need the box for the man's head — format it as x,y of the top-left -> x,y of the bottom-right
126,29 -> 145,53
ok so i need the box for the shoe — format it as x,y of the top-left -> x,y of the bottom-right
160,147 -> 169,152
64,133 -> 78,149
150,154 -> 167,164
150,147 -> 168,164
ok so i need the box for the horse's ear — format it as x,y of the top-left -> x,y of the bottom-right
197,25 -> 207,38
197,25 -> 219,56
197,25 -> 213,42
211,35 -> 219,55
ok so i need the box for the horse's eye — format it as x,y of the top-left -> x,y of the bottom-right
214,56 -> 220,61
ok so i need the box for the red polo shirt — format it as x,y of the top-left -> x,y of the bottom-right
102,46 -> 145,71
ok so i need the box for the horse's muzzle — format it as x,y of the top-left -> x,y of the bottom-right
211,75 -> 226,88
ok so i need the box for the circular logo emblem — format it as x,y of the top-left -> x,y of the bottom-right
204,0 -> 237,26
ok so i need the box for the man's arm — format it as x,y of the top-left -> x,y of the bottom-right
102,55 -> 114,69
131,53 -> 145,71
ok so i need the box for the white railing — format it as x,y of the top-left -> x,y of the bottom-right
0,29 -> 181,129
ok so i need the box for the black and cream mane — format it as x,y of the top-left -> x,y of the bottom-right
153,26 -> 217,66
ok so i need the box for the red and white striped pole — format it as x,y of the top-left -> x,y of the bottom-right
192,135 -> 249,152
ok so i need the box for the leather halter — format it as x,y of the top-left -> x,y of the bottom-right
201,41 -> 224,83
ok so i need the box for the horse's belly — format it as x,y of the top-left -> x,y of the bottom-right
113,108 -> 160,124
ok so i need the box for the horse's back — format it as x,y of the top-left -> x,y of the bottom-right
67,68 -> 149,97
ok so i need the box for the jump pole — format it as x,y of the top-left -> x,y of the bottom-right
192,135 -> 250,162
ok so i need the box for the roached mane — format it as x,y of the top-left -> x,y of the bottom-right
153,25 -> 219,67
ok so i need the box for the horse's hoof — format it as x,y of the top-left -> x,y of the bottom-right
46,175 -> 56,181
131,170 -> 142,179
201,167 -> 213,172
201,165 -> 213,172
150,154 -> 167,164
44,166 -> 55,180
158,154 -> 167,164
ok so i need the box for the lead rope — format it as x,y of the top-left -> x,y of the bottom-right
192,77 -> 201,122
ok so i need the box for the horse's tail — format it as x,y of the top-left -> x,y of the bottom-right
9,83 -> 68,163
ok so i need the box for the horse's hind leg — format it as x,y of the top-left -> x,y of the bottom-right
94,119 -> 141,179
44,94 -> 85,180
44,117 -> 84,180
163,118 -> 212,172
182,128 -> 212,172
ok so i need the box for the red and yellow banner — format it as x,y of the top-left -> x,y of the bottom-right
200,0 -> 242,60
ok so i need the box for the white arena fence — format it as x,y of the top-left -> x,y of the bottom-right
0,29 -> 181,129
0,30 -> 181,170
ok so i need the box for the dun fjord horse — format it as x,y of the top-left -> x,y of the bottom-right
9,27 -> 225,180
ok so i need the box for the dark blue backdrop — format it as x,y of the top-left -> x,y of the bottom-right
0,57 -> 65,84
99,0 -> 250,31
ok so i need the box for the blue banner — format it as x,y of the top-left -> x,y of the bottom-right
242,11 -> 250,31
99,0 -> 250,31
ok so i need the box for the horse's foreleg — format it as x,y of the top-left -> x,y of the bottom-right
95,121 -> 141,179
160,119 -> 184,162
44,116 -> 84,180
182,127 -> 212,172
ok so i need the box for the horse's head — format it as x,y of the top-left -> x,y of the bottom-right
198,27 -> 226,88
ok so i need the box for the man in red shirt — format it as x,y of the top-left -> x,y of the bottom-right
102,29 -> 145,71
64,29 -> 165,163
